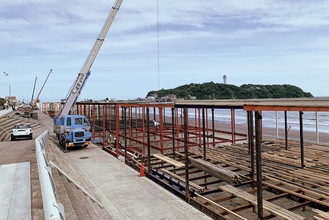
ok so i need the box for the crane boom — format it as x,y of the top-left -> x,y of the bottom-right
59,0 -> 123,118
32,69 -> 53,108
30,76 -> 37,105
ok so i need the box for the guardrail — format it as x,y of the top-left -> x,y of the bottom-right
35,130 -> 65,220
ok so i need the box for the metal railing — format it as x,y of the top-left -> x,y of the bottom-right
35,130 -> 65,219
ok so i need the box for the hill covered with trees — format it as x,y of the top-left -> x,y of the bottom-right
146,82 -> 313,100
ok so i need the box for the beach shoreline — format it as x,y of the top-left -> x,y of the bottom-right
158,113 -> 329,147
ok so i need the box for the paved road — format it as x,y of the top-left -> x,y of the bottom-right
1,110 -> 211,219
0,110 -> 53,219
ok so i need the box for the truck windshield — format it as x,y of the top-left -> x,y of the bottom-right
75,118 -> 83,125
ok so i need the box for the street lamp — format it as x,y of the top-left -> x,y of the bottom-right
3,72 -> 9,97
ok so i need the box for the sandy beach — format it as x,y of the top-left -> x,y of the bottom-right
157,112 -> 329,147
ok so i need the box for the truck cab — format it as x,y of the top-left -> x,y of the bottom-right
54,115 -> 92,149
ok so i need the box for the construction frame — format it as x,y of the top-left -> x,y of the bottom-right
74,98 -> 329,219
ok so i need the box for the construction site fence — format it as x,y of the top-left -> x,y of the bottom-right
35,130 -> 65,220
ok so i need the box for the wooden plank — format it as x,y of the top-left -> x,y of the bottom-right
153,154 -> 184,168
159,168 -> 204,192
264,182 -> 329,208
190,158 -> 243,184
194,192 -> 248,220
313,209 -> 329,220
219,185 -> 305,220
265,176 -> 329,200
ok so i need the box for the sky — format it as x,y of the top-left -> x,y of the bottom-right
1,0 -> 329,103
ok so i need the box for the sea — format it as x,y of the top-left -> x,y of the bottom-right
160,108 -> 329,134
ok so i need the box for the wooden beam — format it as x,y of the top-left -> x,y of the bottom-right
189,158 -> 243,184
313,209 -> 329,220
194,192 -> 248,220
153,154 -> 185,168
264,182 -> 329,208
243,105 -> 329,112
219,185 -> 305,220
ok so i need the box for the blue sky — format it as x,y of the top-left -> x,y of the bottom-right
1,0 -> 329,102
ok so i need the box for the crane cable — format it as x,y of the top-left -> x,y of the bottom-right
157,0 -> 160,90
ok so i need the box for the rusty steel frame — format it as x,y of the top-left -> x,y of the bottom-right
76,102 -> 247,158
72,100 -> 329,219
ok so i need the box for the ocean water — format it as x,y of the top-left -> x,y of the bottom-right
161,108 -> 329,134
220,109 -> 329,133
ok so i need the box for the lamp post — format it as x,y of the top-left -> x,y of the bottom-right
3,72 -> 9,97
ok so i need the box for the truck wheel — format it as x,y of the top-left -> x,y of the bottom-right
11,136 -> 15,141
29,134 -> 33,140
60,139 -> 66,149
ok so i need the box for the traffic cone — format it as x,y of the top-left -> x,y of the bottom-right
139,162 -> 145,177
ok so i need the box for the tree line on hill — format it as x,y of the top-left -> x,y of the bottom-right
146,82 -> 313,100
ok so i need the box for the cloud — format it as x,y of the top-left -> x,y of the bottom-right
1,0 -> 329,101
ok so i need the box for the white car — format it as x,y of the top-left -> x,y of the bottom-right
11,123 -> 33,141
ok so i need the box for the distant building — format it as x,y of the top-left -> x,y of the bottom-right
41,102 -> 62,116
6,96 -> 17,105
223,74 -> 227,84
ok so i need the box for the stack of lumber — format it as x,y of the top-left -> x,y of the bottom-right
219,185 -> 305,220
189,158 -> 243,184
153,154 -> 184,168
313,209 -> 329,220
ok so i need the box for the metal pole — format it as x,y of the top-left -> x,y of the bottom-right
171,107 -> 175,154
159,107 -> 164,153
255,111 -> 263,219
249,111 -> 255,187
247,111 -> 250,155
184,108 -> 190,203
212,108 -> 215,147
202,108 -> 208,189
102,105 -> 106,147
275,111 -> 279,139
316,111 -> 319,144
124,107 -> 127,163
230,109 -> 236,144
147,107 -> 151,175
284,111 -> 288,150
30,76 -> 37,105
202,108 -> 206,160
299,111 -> 304,168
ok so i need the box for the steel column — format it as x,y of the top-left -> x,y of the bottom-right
171,107 -> 176,154
115,105 -> 120,158
248,111 -> 255,187
299,111 -> 304,168
202,108 -> 206,160
102,105 -> 106,146
123,107 -> 127,163
184,108 -> 190,203
147,107 -> 151,175
231,108 -> 236,145
159,107 -> 164,153
212,108 -> 215,147
284,111 -> 288,150
255,111 -> 263,219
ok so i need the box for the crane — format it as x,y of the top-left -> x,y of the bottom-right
58,0 -> 123,118
54,0 -> 123,150
32,69 -> 53,109
30,76 -> 37,106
